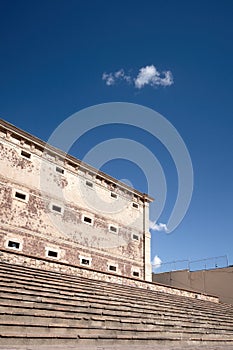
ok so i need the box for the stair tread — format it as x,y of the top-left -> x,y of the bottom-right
0,261 -> 232,347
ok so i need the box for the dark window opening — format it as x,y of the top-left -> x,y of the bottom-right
15,191 -> 26,200
81,258 -> 90,265
47,250 -> 58,258
109,225 -> 117,233
8,241 -> 20,249
52,205 -> 62,213
133,271 -> 139,277
133,234 -> 139,241
111,192 -> 117,199
56,166 -> 64,174
86,181 -> 93,188
83,216 -> 92,224
132,202 -> 139,209
21,150 -> 31,159
109,265 -> 117,272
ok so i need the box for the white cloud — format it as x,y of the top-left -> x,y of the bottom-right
159,70 -> 174,87
149,220 -> 168,232
134,65 -> 159,89
114,69 -> 124,79
102,65 -> 173,89
135,65 -> 173,89
102,72 -> 115,86
152,255 -> 162,269
102,69 -> 132,86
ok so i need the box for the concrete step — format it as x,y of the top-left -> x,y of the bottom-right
0,325 -> 215,336
1,302 -> 233,335
0,274 -> 231,326
0,318 -> 232,335
0,261 -> 233,347
0,262 -> 224,311
0,266 -> 231,322
0,271 -> 227,318
0,331 -> 233,347
1,281 -> 233,327
1,294 -> 232,328
1,330 -> 232,341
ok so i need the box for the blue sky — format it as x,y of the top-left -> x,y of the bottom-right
0,0 -> 233,271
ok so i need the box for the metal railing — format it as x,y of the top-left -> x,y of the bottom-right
153,255 -> 229,274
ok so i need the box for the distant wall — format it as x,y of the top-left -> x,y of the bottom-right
153,266 -> 233,304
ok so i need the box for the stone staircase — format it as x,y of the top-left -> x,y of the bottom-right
0,261 -> 233,347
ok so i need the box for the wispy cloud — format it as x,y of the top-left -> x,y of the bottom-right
102,65 -> 173,89
152,255 -> 162,269
102,69 -> 132,86
149,220 -> 168,232
102,72 -> 115,86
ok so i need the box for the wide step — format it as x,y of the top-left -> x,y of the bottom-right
0,261 -> 233,347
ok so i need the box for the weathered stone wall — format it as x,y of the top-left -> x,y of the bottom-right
0,120 -> 153,280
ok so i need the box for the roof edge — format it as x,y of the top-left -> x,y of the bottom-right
0,118 -> 154,203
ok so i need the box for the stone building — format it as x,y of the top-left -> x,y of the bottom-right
0,118 -> 153,282
2,119 -> 233,349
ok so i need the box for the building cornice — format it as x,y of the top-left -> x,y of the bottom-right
0,118 -> 154,203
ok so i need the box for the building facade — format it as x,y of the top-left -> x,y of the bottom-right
0,119 -> 153,281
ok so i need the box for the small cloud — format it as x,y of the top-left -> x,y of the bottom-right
149,220 -> 168,232
134,65 -> 158,89
102,65 -> 173,89
102,72 -> 115,86
102,69 -> 132,86
159,70 -> 174,87
152,255 -> 162,269
123,74 -> 132,83
114,69 -> 125,79
135,65 -> 173,89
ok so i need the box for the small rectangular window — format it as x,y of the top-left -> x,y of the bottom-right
52,204 -> 62,213
82,215 -> 93,225
86,181 -> 93,188
81,258 -> 90,265
133,271 -> 139,277
110,192 -> 118,199
8,240 -> 20,249
109,265 -> 117,272
132,202 -> 139,209
109,225 -> 118,233
56,166 -> 64,175
47,250 -> 58,258
21,150 -> 31,159
133,234 -> 139,241
14,191 -> 27,201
